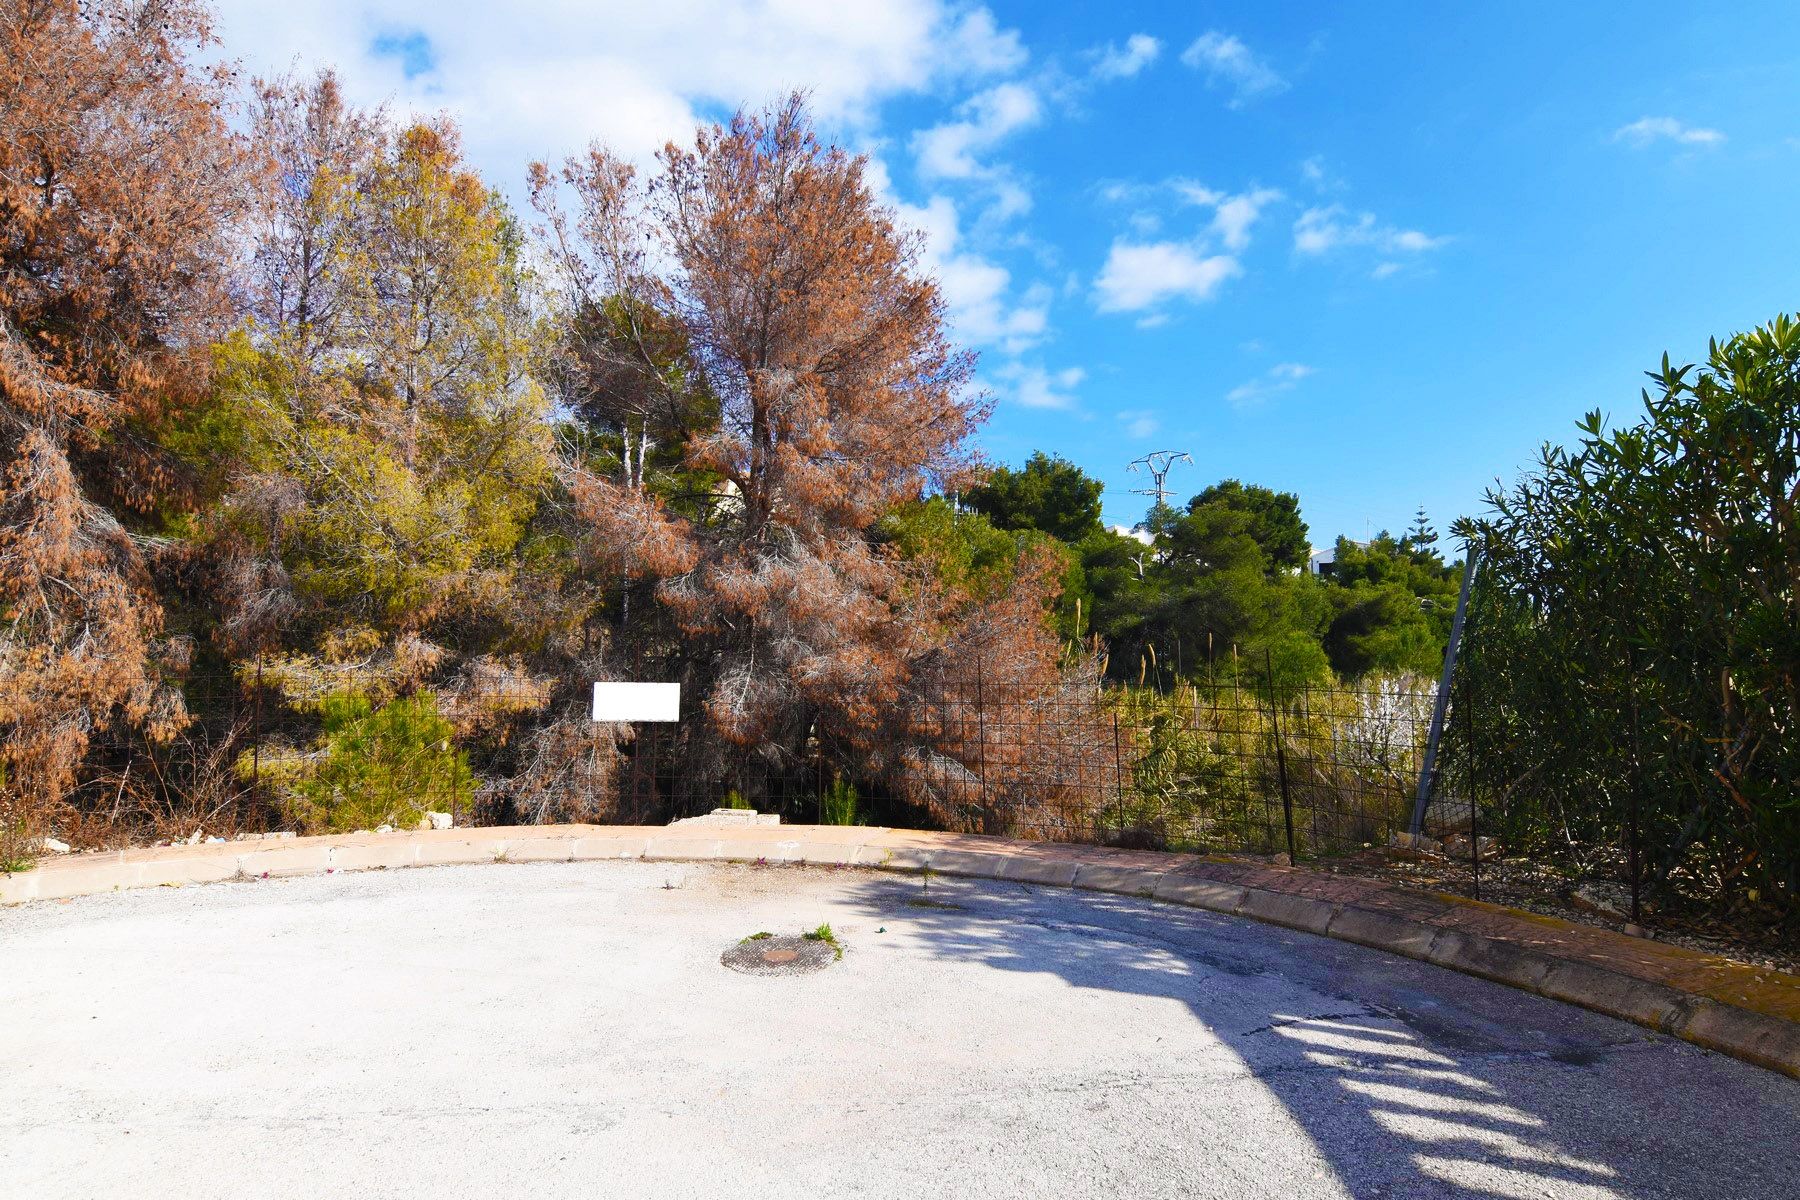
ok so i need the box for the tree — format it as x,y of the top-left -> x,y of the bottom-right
189,85 -> 552,644
0,0 -> 246,841
533,95 -> 1063,807
1316,533 -> 1457,677
158,79 -> 570,829
963,452 -> 1105,544
1186,479 -> 1310,574
1468,314 -> 1800,916
1406,505 -> 1438,550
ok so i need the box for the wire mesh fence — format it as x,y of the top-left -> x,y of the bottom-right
66,661 -> 1486,870
45,653 -> 1722,939
39,645 -> 1785,947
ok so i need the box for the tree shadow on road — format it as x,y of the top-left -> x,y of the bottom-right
841,873 -> 1800,1200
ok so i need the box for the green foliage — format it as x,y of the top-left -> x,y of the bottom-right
881,498 -> 1080,634
1186,480 -> 1310,574
1105,679 -> 1430,856
1466,314 -> 1800,916
963,452 -> 1106,545
821,776 -> 860,825
0,765 -> 33,873
283,690 -> 472,833
722,789 -> 751,810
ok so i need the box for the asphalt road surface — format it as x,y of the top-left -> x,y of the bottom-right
3,861 -> 1796,1199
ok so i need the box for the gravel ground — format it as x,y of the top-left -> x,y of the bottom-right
3,861 -> 1797,1199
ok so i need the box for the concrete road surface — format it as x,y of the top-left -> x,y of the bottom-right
3,861 -> 1796,1199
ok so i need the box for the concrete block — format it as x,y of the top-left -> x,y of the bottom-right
1072,863 -> 1164,897
1536,959 -> 1690,1031
1672,1001 -> 1800,1081
1153,876 -> 1248,914
0,869 -> 43,902
497,837 -> 578,863
1426,928 -> 1554,994
569,835 -> 648,861
794,841 -> 864,867
926,848 -> 1009,881
997,855 -> 1081,887
328,841 -> 418,872
1235,887 -> 1337,935
641,836 -> 727,862
133,855 -> 242,889
236,843 -> 333,879
861,845 -> 935,872
413,838 -> 504,867
1325,905 -> 1441,960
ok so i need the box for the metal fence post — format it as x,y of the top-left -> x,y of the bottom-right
974,657 -> 989,826
1626,646 -> 1644,925
1463,647 -> 1481,902
251,655 -> 264,797
1412,548 -> 1479,834
1111,710 -> 1126,838
1266,649 -> 1297,864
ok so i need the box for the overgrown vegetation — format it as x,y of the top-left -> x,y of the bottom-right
1458,316 -> 1800,924
1,2 -> 1787,945
260,691 -> 472,833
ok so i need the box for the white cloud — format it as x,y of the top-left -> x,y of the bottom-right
1299,154 -> 1345,193
912,81 -> 1041,179
1091,33 -> 1160,80
996,362 -> 1085,410
1613,116 -> 1726,147
1093,241 -> 1241,312
1370,261 -> 1402,280
1089,181 -> 1276,316
1180,31 -> 1286,107
1118,408 -> 1160,438
1226,362 -> 1314,408
940,7 -> 1028,76
1175,183 -> 1282,251
207,1 -> 1027,185
1294,205 -> 1447,257
892,191 -> 1048,353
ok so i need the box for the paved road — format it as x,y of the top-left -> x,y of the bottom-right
3,862 -> 1795,1199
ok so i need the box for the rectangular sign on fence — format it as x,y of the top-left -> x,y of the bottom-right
592,682 -> 681,723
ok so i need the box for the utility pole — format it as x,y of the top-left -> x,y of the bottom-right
1127,450 -> 1192,508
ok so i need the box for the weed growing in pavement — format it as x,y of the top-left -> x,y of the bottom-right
804,923 -> 843,959
740,931 -> 774,943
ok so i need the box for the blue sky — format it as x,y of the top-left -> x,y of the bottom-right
210,1 -> 1800,545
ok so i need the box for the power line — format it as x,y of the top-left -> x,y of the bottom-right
1126,450 -> 1192,507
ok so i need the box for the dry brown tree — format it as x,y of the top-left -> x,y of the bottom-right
0,0 -> 246,850
532,95 -> 1067,813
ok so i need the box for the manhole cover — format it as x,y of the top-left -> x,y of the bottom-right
721,935 -> 836,976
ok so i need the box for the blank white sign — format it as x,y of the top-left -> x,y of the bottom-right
592,682 -> 681,723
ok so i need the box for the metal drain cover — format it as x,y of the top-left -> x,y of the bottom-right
721,936 -> 836,976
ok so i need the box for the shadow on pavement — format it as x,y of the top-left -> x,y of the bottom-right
843,873 -> 1800,1200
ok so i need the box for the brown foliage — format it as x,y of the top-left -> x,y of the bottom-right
534,94 -> 1065,801
0,0 -> 246,835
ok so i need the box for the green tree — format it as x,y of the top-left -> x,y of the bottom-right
1317,533 -> 1458,677
963,452 -> 1105,544
1185,480 -> 1310,574
288,691 -> 472,832
1468,313 -> 1800,915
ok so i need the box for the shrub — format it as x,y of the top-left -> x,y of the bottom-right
285,691 -> 472,832
821,776 -> 859,825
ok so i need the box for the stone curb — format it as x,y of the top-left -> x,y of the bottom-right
4,825 -> 1796,1082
